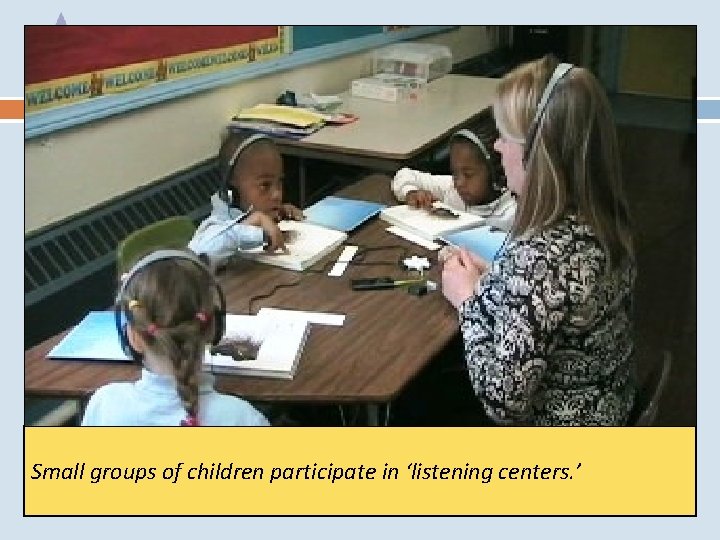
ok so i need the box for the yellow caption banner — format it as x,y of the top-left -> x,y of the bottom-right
25,427 -> 694,516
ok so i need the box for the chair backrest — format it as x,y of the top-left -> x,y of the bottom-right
628,350 -> 673,426
117,216 -> 196,276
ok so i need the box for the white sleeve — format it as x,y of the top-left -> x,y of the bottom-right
485,194 -> 517,232
188,217 -> 264,263
80,388 -> 108,426
391,168 -> 454,202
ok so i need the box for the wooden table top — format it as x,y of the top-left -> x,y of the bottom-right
24,176 -> 459,404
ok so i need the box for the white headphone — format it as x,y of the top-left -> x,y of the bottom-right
523,62 -> 574,166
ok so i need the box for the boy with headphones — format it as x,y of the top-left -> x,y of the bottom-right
81,249 -> 269,426
390,110 -> 516,232
188,132 -> 304,267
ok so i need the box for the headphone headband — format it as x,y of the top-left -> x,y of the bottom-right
116,249 -> 215,304
115,248 -> 227,360
221,133 -> 272,206
226,133 -> 271,174
452,127 -> 506,192
523,62 -> 574,166
453,129 -> 492,164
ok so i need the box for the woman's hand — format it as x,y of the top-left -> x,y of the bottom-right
441,248 -> 486,308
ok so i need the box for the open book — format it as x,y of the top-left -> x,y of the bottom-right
303,196 -> 386,233
440,225 -> 508,262
203,313 -> 310,379
379,202 -> 485,241
48,311 -> 131,362
238,220 -> 347,271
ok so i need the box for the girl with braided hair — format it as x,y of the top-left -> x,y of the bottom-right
82,250 -> 268,426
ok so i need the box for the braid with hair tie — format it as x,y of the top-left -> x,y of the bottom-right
152,320 -> 204,422
124,257 -> 217,427
180,415 -> 199,427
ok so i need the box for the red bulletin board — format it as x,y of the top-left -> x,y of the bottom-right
25,26 -> 290,113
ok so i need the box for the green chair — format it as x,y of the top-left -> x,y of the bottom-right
117,215 -> 196,276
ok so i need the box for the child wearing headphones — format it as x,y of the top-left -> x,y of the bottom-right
441,56 -> 636,426
81,249 -> 269,426
391,111 -> 516,232
188,132 -> 304,266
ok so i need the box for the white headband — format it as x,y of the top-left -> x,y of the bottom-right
453,129 -> 492,164
524,62 -> 574,165
227,133 -> 271,171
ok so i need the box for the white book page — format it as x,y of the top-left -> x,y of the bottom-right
257,307 -> 346,327
205,315 -> 309,377
241,220 -> 347,271
379,202 -> 484,241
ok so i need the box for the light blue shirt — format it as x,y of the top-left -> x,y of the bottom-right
81,369 -> 270,427
188,193 -> 265,266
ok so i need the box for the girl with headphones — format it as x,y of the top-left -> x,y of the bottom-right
81,249 -> 269,426
390,110 -> 516,232
441,55 -> 636,426
188,132 -> 304,267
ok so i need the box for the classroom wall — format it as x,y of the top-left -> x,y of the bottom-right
618,26 -> 695,99
25,26 -> 495,234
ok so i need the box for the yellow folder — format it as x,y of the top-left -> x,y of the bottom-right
233,104 -> 326,128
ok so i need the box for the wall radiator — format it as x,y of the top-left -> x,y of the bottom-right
25,159 -> 219,308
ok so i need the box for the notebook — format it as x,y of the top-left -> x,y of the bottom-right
303,196 -> 386,233
239,220 -> 347,271
203,313 -> 310,379
379,202 -> 485,241
440,225 -> 508,261
48,311 -> 131,362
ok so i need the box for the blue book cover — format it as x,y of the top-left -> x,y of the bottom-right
48,311 -> 131,362
441,226 -> 509,262
303,196 -> 386,233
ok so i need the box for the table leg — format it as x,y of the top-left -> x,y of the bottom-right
298,157 -> 307,207
366,403 -> 392,426
366,404 -> 380,426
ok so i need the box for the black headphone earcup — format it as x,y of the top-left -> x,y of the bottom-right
212,307 -> 225,346
119,321 -> 143,364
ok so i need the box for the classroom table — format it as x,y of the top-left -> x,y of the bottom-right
24,176 -> 461,426
275,74 -> 499,205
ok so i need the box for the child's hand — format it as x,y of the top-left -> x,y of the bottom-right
244,211 -> 289,253
406,189 -> 435,209
280,204 -> 305,221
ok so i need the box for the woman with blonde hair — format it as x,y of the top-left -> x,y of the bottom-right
441,55 -> 636,426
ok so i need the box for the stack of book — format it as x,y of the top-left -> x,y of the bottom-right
379,202 -> 509,261
228,104 -> 327,138
379,202 -> 485,242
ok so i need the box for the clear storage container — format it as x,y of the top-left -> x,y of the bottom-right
373,43 -> 453,82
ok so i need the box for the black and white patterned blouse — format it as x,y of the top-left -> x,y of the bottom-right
458,214 -> 636,426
